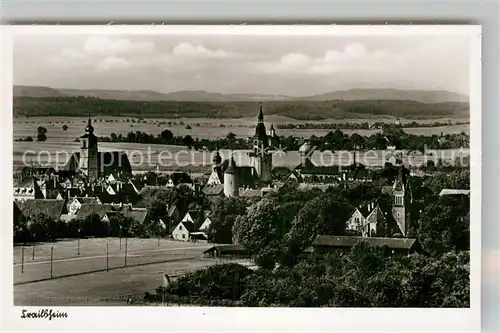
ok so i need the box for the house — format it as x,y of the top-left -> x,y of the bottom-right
76,203 -> 114,221
67,197 -> 101,215
198,216 -> 212,232
346,202 -> 386,237
203,244 -> 250,259
16,199 -> 68,222
171,221 -> 196,241
13,201 -> 24,225
439,189 -> 470,197
181,211 -> 204,227
13,177 -> 44,202
103,210 -> 150,225
166,172 -> 193,188
311,235 -> 417,254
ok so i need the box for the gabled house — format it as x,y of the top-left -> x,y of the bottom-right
346,202 -> 386,237
181,211 -> 204,227
166,172 -> 193,188
171,221 -> 196,241
16,199 -> 68,222
198,216 -> 212,232
13,177 -> 44,202
67,197 -> 101,215
103,210 -> 150,225
76,203 -> 114,221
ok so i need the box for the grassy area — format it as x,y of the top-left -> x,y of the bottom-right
13,238 -> 222,306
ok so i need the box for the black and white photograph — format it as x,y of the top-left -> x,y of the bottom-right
2,24 -> 481,331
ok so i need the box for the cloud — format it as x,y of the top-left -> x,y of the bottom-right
97,56 -> 130,72
172,42 -> 242,59
249,42 -> 393,75
83,36 -> 155,55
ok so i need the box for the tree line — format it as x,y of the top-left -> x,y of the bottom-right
277,120 -> 469,130
14,96 -> 469,120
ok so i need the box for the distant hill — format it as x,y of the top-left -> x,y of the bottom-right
295,88 -> 469,104
14,85 -> 63,98
13,85 -> 468,103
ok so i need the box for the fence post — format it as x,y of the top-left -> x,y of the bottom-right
124,236 -> 128,267
106,242 -> 109,272
21,245 -> 25,274
32,244 -> 35,260
50,246 -> 54,278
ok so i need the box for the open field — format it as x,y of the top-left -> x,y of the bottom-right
13,116 -> 470,172
13,238 -> 225,305
14,138 -> 470,173
13,116 -> 470,142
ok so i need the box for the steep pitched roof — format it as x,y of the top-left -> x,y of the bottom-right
202,184 -> 224,196
76,204 -> 114,220
169,172 -> 193,185
180,221 -> 196,232
74,197 -> 99,205
17,199 -> 67,221
313,235 -> 416,250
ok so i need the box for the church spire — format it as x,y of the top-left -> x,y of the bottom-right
85,111 -> 94,134
258,104 -> 264,123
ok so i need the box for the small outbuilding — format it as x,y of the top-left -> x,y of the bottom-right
203,244 -> 250,259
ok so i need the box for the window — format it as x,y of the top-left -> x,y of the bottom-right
182,234 -> 185,239
179,225 -> 182,230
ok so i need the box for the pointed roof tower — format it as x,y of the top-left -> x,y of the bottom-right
225,155 -> 237,174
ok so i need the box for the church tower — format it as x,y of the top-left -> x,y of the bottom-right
251,104 -> 272,182
391,166 -> 410,236
223,155 -> 238,197
78,115 -> 99,181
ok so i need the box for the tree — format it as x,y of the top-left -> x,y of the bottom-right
415,196 -> 470,255
283,193 -> 353,262
37,126 -> 47,142
160,129 -> 174,143
207,197 -> 247,244
233,198 -> 305,269
62,124 -> 69,131
182,135 -> 194,147
226,132 -> 236,141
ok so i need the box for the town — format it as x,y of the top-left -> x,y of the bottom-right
13,104 -> 470,307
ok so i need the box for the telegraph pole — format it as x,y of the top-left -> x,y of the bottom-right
106,242 -> 109,272
50,246 -> 54,278
124,234 -> 128,267
21,245 -> 25,274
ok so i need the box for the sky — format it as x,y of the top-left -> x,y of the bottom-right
13,33 -> 471,96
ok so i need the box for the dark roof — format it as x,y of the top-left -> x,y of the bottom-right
184,210 -> 205,223
17,199 -> 67,221
225,157 -> 237,174
106,210 -> 149,224
76,204 -> 114,220
180,221 -> 196,232
169,172 -> 193,185
203,244 -> 248,255
14,201 -> 24,223
74,197 -> 99,205
63,151 -> 132,175
236,166 -> 257,186
129,180 -> 145,193
202,184 -> 224,196
312,235 -> 416,250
